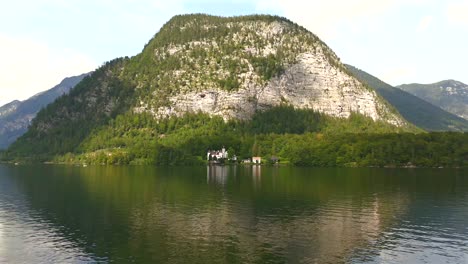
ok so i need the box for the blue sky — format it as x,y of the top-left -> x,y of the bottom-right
1,0 -> 467,106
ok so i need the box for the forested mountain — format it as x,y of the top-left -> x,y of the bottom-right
3,14 -> 465,167
0,73 -> 89,149
346,65 -> 468,132
398,80 -> 468,120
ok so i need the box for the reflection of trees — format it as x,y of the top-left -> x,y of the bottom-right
126,167 -> 412,263
0,166 -> 103,263
6,165 -> 468,263
128,194 -> 410,263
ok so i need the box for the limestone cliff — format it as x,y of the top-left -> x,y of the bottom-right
132,15 -> 406,126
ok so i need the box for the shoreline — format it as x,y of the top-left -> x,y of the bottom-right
0,160 -> 464,169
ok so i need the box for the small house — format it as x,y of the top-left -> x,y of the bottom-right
252,157 -> 262,164
270,156 -> 280,164
207,147 -> 228,161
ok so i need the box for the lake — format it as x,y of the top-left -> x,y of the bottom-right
0,165 -> 467,263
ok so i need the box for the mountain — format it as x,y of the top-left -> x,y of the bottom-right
398,80 -> 468,120
6,14 -> 416,162
0,100 -> 21,118
346,65 -> 468,132
0,73 -> 89,149
131,15 -> 407,126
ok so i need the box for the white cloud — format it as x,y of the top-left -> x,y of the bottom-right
381,66 -> 417,85
417,16 -> 433,32
255,0 -> 428,40
447,0 -> 468,26
256,0 -> 396,38
0,34 -> 97,106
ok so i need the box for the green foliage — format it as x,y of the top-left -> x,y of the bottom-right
6,58 -> 135,159
5,106 -> 465,168
250,55 -> 285,81
250,105 -> 322,134
283,132 -> 468,168
250,105 -> 416,135
217,74 -> 240,91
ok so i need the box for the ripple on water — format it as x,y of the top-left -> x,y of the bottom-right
0,182 -> 101,263
349,196 -> 468,264
2,166 -> 468,263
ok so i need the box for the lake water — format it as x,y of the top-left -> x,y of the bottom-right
0,165 -> 467,263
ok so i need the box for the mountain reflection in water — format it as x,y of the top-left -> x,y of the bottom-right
0,165 -> 467,263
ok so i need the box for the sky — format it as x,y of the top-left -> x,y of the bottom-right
1,0 -> 467,106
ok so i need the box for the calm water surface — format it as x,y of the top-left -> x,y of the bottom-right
0,165 -> 467,263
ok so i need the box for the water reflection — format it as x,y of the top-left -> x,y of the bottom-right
0,165 -> 467,263
206,165 -> 230,185
0,166 -> 102,263
252,165 -> 262,190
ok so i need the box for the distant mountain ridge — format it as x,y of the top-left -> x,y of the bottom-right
398,80 -> 468,120
0,73 -> 89,149
346,65 -> 468,132
0,100 -> 21,118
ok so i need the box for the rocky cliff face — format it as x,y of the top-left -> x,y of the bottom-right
147,53 -> 402,125
134,15 -> 405,127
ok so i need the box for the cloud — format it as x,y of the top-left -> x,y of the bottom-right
255,0 -> 427,40
417,16 -> 433,32
255,0 -> 389,38
381,66 -> 417,85
447,0 -> 468,26
0,34 -> 97,106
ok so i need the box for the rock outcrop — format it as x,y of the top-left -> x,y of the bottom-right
133,16 -> 405,126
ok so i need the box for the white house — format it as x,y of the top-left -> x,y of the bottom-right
252,157 -> 262,164
207,147 -> 228,161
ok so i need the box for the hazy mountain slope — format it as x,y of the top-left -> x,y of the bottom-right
0,100 -> 21,119
346,65 -> 468,132
0,73 -> 89,149
7,14 -> 414,159
398,80 -> 468,120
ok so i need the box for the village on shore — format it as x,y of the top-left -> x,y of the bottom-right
206,147 -> 280,165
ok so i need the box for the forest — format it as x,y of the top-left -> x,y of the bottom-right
3,106 -> 466,168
